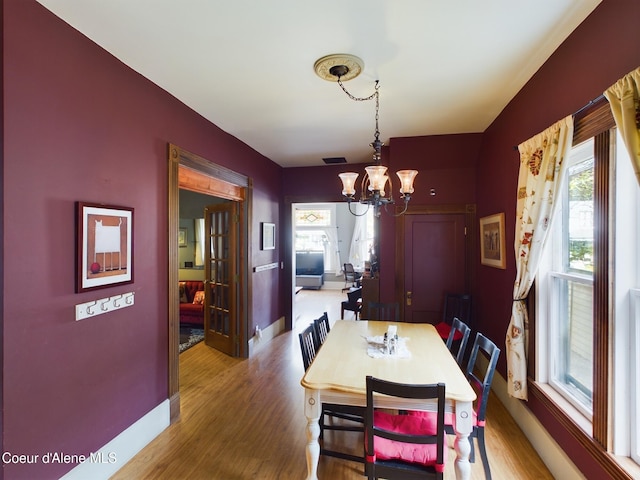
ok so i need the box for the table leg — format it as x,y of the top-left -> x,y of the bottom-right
304,388 -> 321,480
454,400 -> 473,480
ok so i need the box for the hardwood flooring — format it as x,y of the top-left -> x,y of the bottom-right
111,289 -> 553,480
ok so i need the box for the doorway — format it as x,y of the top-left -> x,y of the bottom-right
396,204 -> 475,323
291,202 -> 374,328
168,144 -> 251,421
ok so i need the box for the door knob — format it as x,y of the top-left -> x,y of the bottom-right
406,291 -> 412,306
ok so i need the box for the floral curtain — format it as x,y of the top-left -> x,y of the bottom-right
604,66 -> 640,186
506,116 -> 574,400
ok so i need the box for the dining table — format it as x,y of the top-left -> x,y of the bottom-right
300,320 -> 477,480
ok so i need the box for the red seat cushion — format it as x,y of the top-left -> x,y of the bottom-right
370,411 -> 446,470
434,322 -> 463,340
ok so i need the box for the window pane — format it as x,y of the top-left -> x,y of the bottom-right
553,276 -> 593,411
295,230 -> 326,251
295,209 -> 331,226
567,144 -> 594,273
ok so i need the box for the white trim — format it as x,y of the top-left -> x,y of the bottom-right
488,363 -> 586,479
248,316 -> 285,357
60,400 -> 170,480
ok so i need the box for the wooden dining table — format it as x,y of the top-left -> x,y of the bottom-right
300,320 -> 477,480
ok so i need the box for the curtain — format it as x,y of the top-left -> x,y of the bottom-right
604,66 -> 640,185
348,203 -> 369,270
506,116 -> 574,400
324,227 -> 342,276
194,218 -> 205,267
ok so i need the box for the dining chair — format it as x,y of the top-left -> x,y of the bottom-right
366,301 -> 400,322
341,287 -> 363,320
434,293 -> 472,341
298,323 -> 318,371
447,332 -> 500,480
299,320 -> 364,463
445,317 -> 471,366
313,311 -> 330,348
365,376 -> 446,479
343,262 -> 362,291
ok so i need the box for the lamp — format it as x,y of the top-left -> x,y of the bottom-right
314,54 -> 418,217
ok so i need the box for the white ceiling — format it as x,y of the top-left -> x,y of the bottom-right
36,0 -> 601,168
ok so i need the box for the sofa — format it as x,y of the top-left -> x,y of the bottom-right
295,251 -> 325,289
179,280 -> 205,327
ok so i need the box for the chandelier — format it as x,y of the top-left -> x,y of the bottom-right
314,54 -> 418,217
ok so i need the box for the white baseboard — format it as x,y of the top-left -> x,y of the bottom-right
487,362 -> 585,479
248,316 -> 285,357
60,400 -> 170,480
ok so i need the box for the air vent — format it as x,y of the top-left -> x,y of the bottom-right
322,157 -> 347,164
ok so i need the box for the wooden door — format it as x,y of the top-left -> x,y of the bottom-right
402,214 -> 467,323
204,202 -> 238,356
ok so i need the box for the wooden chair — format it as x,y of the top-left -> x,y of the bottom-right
343,262 -> 362,291
298,323 -> 318,371
313,311 -> 330,347
341,287 -> 362,320
446,332 -> 500,480
299,318 -> 364,463
365,376 -> 446,479
434,293 -> 471,341
366,301 -> 400,322
445,317 -> 471,366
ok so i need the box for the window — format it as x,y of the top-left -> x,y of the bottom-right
536,102 -> 640,473
294,204 -> 337,272
546,138 -> 595,416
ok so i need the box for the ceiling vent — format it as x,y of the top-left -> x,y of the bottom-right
322,157 -> 347,164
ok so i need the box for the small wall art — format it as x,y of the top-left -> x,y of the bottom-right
76,202 -> 134,292
262,222 -> 276,250
178,227 -> 187,247
479,212 -> 506,269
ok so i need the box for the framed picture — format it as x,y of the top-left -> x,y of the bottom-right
262,222 -> 276,250
479,212 -> 506,269
76,202 -> 134,292
178,227 -> 188,247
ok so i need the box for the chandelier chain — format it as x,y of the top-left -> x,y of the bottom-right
336,78 -> 381,141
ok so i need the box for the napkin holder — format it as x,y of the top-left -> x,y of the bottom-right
384,325 -> 399,355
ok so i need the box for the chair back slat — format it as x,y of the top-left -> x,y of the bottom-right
442,293 -> 472,327
298,324 -> 317,371
366,302 -> 400,322
445,317 -> 471,365
465,332 -> 500,422
313,312 -> 330,346
365,376 -> 446,478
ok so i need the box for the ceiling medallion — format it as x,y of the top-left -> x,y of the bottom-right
313,54 -> 364,82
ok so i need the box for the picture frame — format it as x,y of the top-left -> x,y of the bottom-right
178,227 -> 188,247
262,222 -> 276,250
479,212 -> 506,269
76,202 -> 134,292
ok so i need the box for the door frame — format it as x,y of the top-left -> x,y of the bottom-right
168,144 -> 252,422
395,204 -> 476,321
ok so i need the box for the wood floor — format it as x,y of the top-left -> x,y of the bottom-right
110,289 -> 554,480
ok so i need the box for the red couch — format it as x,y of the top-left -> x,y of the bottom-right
179,281 -> 205,327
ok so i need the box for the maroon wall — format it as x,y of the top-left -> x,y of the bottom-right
378,134 -> 482,301
2,1 -> 283,478
474,1 -> 640,478
282,135 -> 482,304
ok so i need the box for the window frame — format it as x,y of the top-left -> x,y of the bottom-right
529,99 -> 640,477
